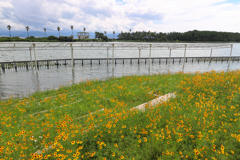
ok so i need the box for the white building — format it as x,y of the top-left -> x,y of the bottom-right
77,32 -> 90,39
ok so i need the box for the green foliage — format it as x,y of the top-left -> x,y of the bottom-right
47,35 -> 59,40
59,35 -> 74,42
117,30 -> 240,42
95,32 -> 109,41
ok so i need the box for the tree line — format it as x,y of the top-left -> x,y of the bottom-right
4,24 -> 240,42
117,30 -> 240,42
6,25 -> 82,38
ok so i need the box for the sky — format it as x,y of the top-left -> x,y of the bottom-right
0,0 -> 240,38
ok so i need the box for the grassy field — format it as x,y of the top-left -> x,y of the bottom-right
0,70 -> 240,160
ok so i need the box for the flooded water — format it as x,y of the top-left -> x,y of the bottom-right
0,43 -> 240,99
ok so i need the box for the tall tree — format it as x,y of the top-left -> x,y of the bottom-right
7,25 -> 11,37
129,29 -> 132,33
113,31 -> 115,39
70,25 -> 73,36
83,28 -> 86,32
104,31 -> 107,35
26,26 -> 30,37
44,28 -> 46,37
57,27 -> 61,37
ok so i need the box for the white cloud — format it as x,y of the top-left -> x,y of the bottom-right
0,0 -> 240,34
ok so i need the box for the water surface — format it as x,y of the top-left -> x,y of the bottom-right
0,43 -> 240,99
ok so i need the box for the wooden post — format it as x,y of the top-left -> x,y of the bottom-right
14,62 -> 17,70
112,44 -> 114,68
149,44 -> 152,69
210,49 -> 213,63
183,44 -> 187,69
107,48 -> 109,65
1,63 -> 5,70
33,44 -> 38,73
138,49 -> 141,64
168,49 -> 171,63
29,48 -> 33,69
26,62 -> 28,69
228,45 -> 233,66
70,44 -> 74,68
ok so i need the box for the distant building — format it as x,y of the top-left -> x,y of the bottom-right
77,32 -> 90,39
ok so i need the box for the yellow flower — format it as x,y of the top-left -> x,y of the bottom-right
112,153 -> 115,156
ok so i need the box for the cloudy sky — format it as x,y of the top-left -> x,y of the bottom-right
0,0 -> 240,37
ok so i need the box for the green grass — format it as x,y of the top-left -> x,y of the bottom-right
0,70 -> 240,159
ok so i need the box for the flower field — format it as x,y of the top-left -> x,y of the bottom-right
0,70 -> 240,160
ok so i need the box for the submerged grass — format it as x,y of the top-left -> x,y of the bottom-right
0,70 -> 240,159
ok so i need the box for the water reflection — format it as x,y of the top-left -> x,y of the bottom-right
32,71 -> 40,93
0,72 -> 5,98
72,69 -> 75,84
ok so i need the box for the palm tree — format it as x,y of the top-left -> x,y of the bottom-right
83,28 -> 86,32
44,28 -> 46,37
113,31 -> 115,39
70,25 -> 73,36
104,31 -> 107,35
129,29 -> 132,33
7,25 -> 11,37
57,27 -> 61,37
26,26 -> 30,37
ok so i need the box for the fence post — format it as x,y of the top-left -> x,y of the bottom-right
29,48 -> 33,69
228,44 -> 233,67
183,44 -> 187,69
107,48 -> 109,65
149,44 -> 152,70
33,44 -> 38,73
139,49 -> 141,64
70,44 -> 74,68
210,49 -> 213,63
112,44 -> 114,68
169,49 -> 171,63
